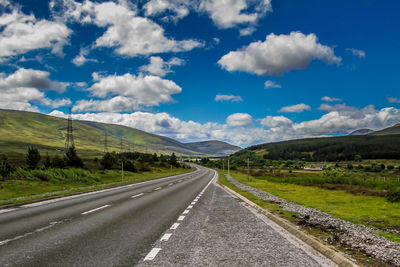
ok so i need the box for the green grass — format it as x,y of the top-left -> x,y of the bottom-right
0,167 -> 193,206
225,170 -> 400,243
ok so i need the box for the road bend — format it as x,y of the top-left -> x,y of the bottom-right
0,167 -> 213,266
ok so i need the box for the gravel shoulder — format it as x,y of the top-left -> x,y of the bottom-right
138,178 -> 336,266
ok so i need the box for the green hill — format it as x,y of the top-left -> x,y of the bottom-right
185,140 -> 241,156
232,134 -> 400,162
0,109 -> 235,159
370,124 -> 400,136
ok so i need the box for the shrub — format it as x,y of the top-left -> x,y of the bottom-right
387,189 -> 400,203
387,165 -> 395,170
64,146 -> 84,168
43,153 -> 52,169
100,152 -> 118,169
0,154 -> 12,179
347,163 -> 354,170
52,154 -> 65,168
26,146 -> 41,170
124,160 -> 137,172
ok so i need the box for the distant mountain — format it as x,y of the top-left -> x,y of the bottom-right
370,124 -> 400,136
0,109 -> 236,158
185,140 -> 241,156
349,128 -> 373,135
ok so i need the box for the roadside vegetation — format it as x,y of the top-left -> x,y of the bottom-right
0,147 -> 191,205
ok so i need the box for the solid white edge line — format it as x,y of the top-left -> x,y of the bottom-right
143,248 -> 162,261
19,169 -> 203,209
131,193 -> 144,198
160,233 -> 172,241
81,205 -> 110,215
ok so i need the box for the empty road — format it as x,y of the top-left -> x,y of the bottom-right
0,166 -> 335,266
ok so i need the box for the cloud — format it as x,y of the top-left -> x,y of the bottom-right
226,113 -> 252,126
0,68 -> 69,93
0,68 -> 70,111
259,115 -> 292,128
218,31 -> 341,76
49,104 -> 400,147
264,80 -> 281,89
388,97 -> 400,104
239,26 -> 256,36
0,8 -> 70,61
139,56 -> 184,77
52,0 -> 203,57
346,48 -> 366,58
279,103 -> 311,113
322,96 -> 342,102
72,47 -> 98,66
215,94 -> 243,102
41,97 -> 72,108
199,0 -> 271,29
74,72 -> 182,112
143,0 -> 190,22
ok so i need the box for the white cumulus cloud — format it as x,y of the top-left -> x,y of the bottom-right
139,56 -> 184,77
0,8 -> 70,61
215,94 -> 243,102
322,96 -> 342,102
226,113 -> 253,126
346,48 -> 366,58
279,103 -> 311,113
259,115 -> 292,128
218,31 -> 341,76
264,80 -> 281,89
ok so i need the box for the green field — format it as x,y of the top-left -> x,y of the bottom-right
222,170 -> 400,239
0,167 -> 193,206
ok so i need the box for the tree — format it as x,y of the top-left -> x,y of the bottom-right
52,154 -> 65,168
124,160 -> 137,172
169,152 -> 179,167
64,146 -> 84,168
100,152 -> 118,169
26,146 -> 41,170
43,153 -> 52,169
0,154 -> 12,179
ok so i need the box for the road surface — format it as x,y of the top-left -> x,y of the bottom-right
0,166 -> 335,266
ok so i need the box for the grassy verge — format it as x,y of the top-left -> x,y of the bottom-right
217,169 -> 394,266
0,167 -> 194,206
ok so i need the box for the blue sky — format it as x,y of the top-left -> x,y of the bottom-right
1,0 -> 399,147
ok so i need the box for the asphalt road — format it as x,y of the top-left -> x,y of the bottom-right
0,167 -> 214,266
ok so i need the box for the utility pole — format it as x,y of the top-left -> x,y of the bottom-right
121,160 -> 124,181
228,159 -> 230,177
223,160 -> 224,174
64,107 -> 75,152
120,137 -> 123,153
104,131 -> 108,153
247,158 -> 250,182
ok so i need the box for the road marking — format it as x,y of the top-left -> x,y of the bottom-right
0,208 -> 17,214
170,223 -> 180,230
160,233 -> 172,241
182,209 -> 190,214
191,201 -> 196,205
168,183 -> 173,186
81,205 -> 110,215
144,248 -> 161,261
188,205 -> 193,209
178,215 -> 185,221
154,187 -> 162,191
131,193 -> 144,198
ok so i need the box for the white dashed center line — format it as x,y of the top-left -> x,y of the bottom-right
131,193 -> 144,198
144,248 -> 162,261
178,216 -> 185,221
188,205 -> 193,209
170,223 -> 180,230
154,187 -> 162,191
182,209 -> 190,214
81,205 -> 110,215
160,233 -> 172,241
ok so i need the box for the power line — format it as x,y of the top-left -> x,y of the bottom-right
64,107 -> 75,151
